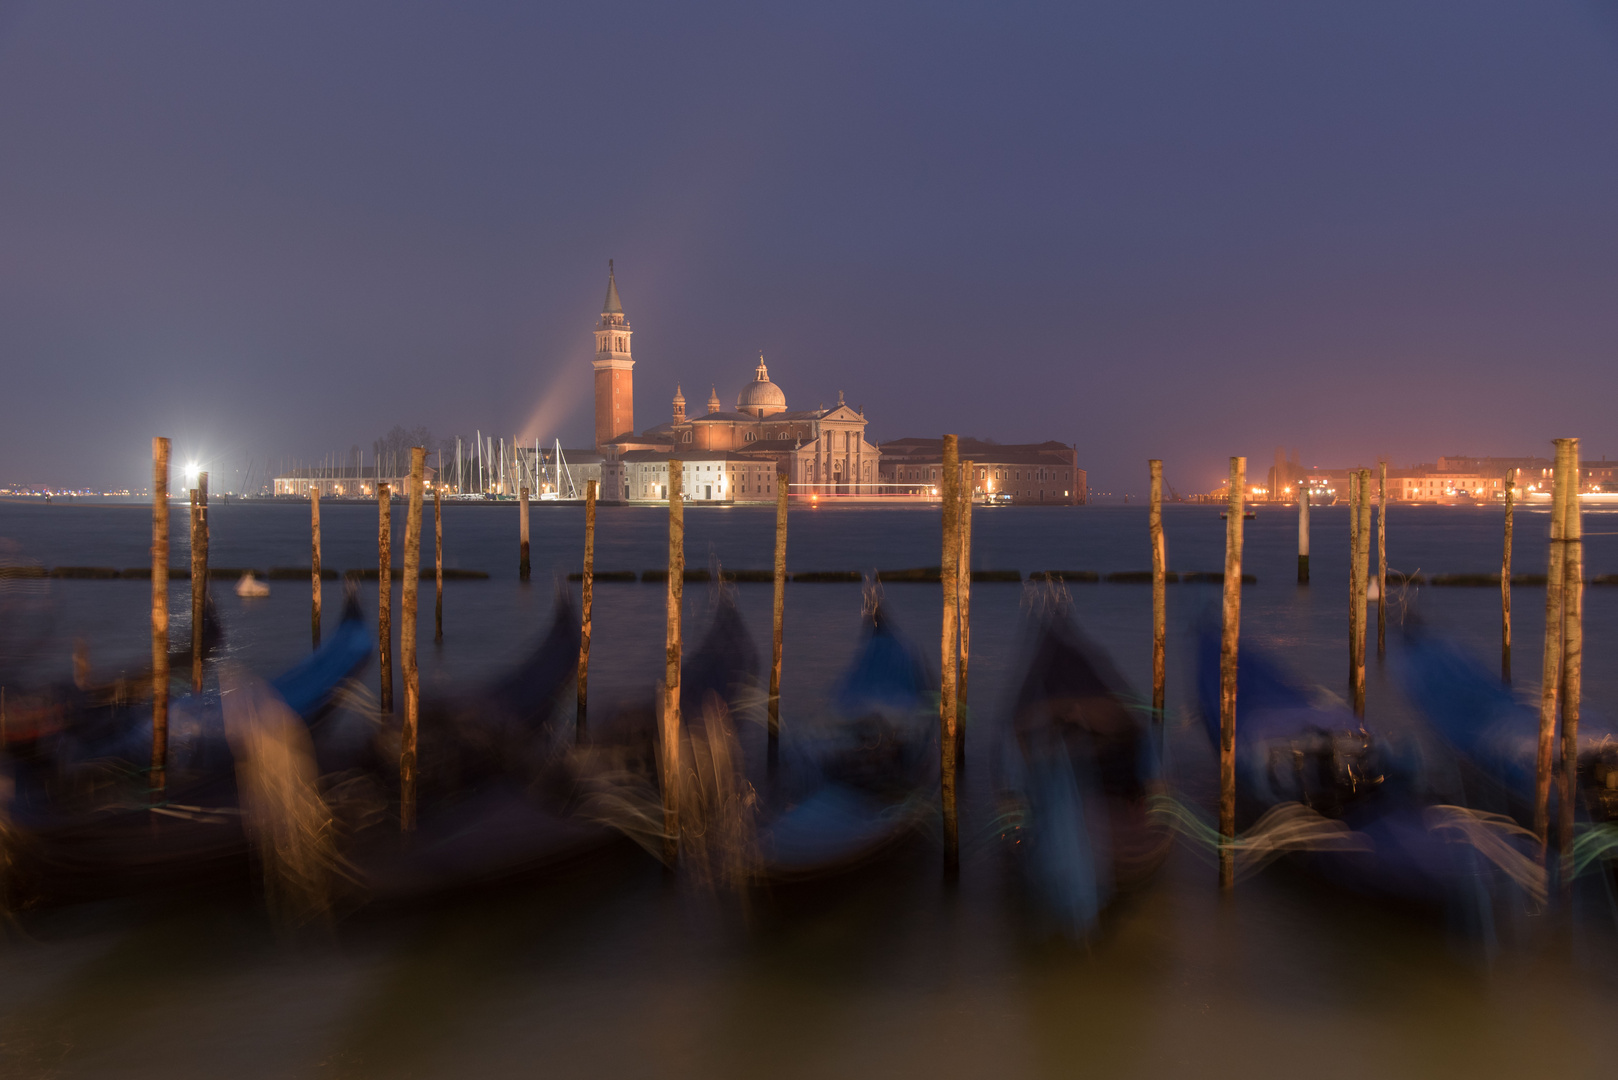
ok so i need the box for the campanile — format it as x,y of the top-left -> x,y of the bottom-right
592,261 -> 634,450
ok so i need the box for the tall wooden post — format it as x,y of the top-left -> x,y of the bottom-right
940,434 -> 961,877
1376,462 -> 1387,657
519,485 -> 531,581
1502,469 -> 1515,682
310,486 -> 322,648
433,485 -> 443,644
1352,469 -> 1371,714
151,437 -> 171,795
1149,459 -> 1167,723
1534,440 -> 1571,848
189,481 -> 204,692
1218,456 -> 1246,890
661,461 -> 684,864
1297,484 -> 1310,584
400,448 -> 425,831
378,484 -> 393,714
577,479 -> 597,739
1559,439 -> 1583,866
1347,472 -> 1360,706
768,471 -> 788,767
957,460 -> 974,773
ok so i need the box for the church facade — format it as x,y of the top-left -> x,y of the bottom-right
592,266 -> 881,503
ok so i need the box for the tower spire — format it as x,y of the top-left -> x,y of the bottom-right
603,259 -> 623,314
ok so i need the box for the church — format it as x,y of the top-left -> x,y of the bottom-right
592,264 -> 881,503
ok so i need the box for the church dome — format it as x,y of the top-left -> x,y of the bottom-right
737,356 -> 787,417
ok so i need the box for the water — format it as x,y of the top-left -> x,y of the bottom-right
3,499 -> 1618,1078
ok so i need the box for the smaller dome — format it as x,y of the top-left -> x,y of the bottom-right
736,356 -> 787,417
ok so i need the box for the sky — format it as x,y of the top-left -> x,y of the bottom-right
1,1 -> 1616,495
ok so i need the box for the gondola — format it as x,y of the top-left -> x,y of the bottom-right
1195,624 -> 1528,913
0,595 -> 373,908
1002,607 -> 1169,936
1394,629 -> 1618,830
346,593 -> 640,903
754,601 -> 935,881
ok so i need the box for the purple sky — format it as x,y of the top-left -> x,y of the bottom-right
2,2 -> 1616,495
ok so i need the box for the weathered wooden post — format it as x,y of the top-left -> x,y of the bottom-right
519,485 -> 531,581
1297,483 -> 1310,584
433,484 -> 443,644
1219,456 -> 1246,890
661,461 -> 684,864
940,435 -> 961,877
1559,439 -> 1583,866
1534,440 -> 1571,848
310,486 -> 322,648
768,471 -> 788,767
151,437 -> 171,795
577,479 -> 597,739
1347,471 -> 1361,709
957,459 -> 974,773
401,448 -> 425,831
1149,459 -> 1166,723
378,484 -> 393,714
189,483 -> 203,691
1353,469 -> 1371,714
1376,462 -> 1387,657
1502,468 -> 1515,682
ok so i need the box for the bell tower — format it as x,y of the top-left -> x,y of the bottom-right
592,261 -> 635,450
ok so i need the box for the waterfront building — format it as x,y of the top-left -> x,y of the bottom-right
272,464 -> 437,498
878,438 -> 1086,505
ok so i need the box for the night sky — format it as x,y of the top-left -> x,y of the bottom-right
2,2 -> 1616,495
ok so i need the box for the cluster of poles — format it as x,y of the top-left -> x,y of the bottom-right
1204,441 -> 1586,887
143,435 -> 1587,885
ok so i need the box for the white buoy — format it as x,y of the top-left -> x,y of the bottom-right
235,571 -> 270,598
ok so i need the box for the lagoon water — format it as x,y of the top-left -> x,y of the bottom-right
3,498 -> 1618,1078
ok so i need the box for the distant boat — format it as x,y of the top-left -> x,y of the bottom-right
1219,510 -> 1257,520
235,572 -> 270,598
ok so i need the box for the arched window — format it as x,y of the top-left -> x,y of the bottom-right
683,431 -> 692,443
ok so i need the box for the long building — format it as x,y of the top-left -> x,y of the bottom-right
272,464 -> 437,498
878,438 -> 1086,505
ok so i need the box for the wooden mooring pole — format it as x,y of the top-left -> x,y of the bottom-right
1534,440 -> 1572,848
310,486 -> 322,648
378,484 -> 393,714
519,485 -> 531,581
1559,439 -> 1583,870
401,448 -> 425,832
1218,456 -> 1246,890
1376,462 -> 1387,658
957,459 -> 973,774
1502,469 -> 1515,682
940,434 -> 961,878
189,472 -> 208,692
661,462 -> 684,865
577,479 -> 596,740
768,471 -> 788,768
151,437 -> 171,796
434,485 -> 443,644
1353,469 -> 1371,714
1298,483 -> 1310,584
1149,459 -> 1166,723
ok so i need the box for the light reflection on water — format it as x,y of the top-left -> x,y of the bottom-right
3,500 -> 1618,1077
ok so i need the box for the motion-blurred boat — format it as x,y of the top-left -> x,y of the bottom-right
1002,607 -> 1169,937
0,595 -> 372,908
1195,624 -> 1535,915
1394,630 -> 1618,831
755,601 -> 935,881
